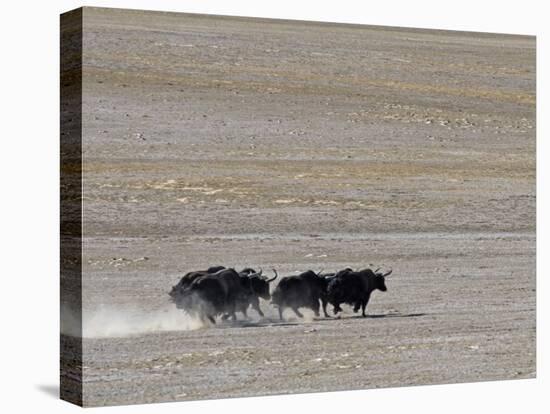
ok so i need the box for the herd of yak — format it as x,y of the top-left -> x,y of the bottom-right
169,265 -> 392,324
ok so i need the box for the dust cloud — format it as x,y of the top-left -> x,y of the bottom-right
62,305 -> 204,338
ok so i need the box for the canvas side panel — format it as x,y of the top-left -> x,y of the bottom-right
60,7 -> 83,407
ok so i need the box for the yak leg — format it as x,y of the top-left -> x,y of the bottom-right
230,305 -> 238,321
311,299 -> 320,317
360,302 -> 367,317
278,306 -> 284,321
226,302 -> 238,321
237,300 -> 249,319
292,307 -> 304,318
361,293 -> 372,317
333,303 -> 342,315
198,298 -> 216,324
221,309 -> 237,321
321,298 -> 331,317
353,302 -> 361,313
251,297 -> 264,317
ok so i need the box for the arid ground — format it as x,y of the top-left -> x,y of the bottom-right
69,7 -> 535,406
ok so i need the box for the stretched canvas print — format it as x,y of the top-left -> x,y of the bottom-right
60,7 -> 536,407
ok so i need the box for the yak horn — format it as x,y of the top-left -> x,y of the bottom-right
267,269 -> 278,283
382,269 -> 393,277
374,267 -> 381,273
317,268 -> 324,276
249,269 -> 263,278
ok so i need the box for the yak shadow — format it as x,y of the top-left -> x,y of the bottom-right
317,312 -> 427,321
214,313 -> 426,328
313,313 -> 427,322
215,318 -> 300,329
366,312 -> 426,319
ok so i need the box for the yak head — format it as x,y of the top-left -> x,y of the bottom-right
168,282 -> 188,309
248,269 -> 278,300
373,268 -> 392,292
169,278 -> 186,301
169,285 -> 178,299
315,270 -> 335,291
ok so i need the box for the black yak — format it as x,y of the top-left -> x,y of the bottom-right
170,268 -> 252,324
327,268 -> 391,317
271,270 -> 328,320
236,269 -> 278,318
